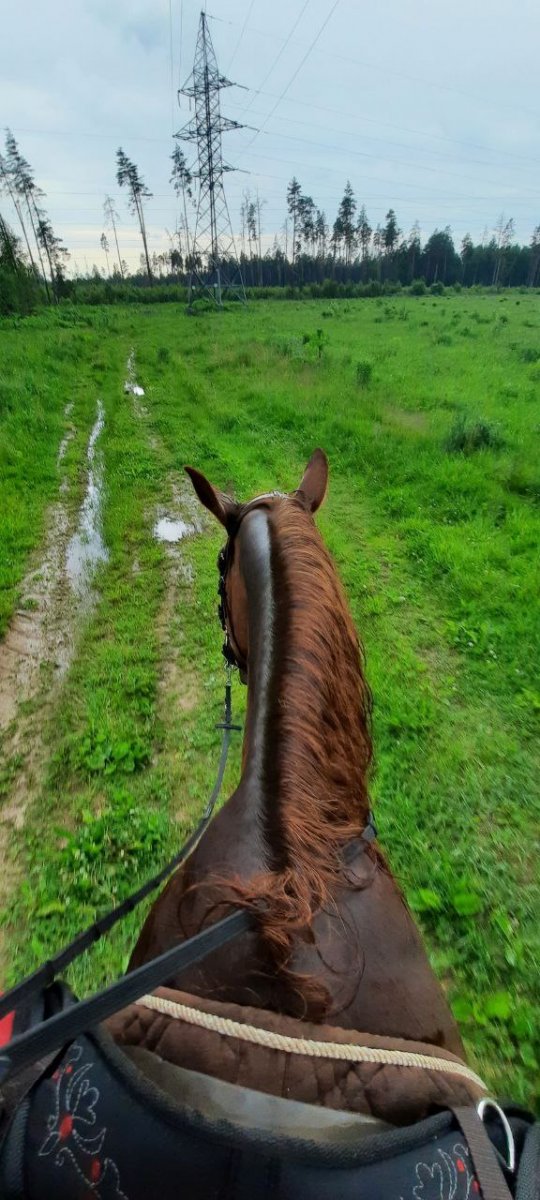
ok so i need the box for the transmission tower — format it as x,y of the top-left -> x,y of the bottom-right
178,11 -> 247,309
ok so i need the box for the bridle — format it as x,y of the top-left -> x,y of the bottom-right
217,539 -> 244,671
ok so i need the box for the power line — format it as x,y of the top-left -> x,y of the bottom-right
239,126 -> 540,196
242,0 -> 341,148
168,0 -> 175,135
227,99 -> 539,174
10,98 -> 537,171
226,0 -> 257,74
239,0 -> 310,114
229,16 -> 540,123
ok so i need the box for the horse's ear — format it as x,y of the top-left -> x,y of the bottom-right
294,449 -> 328,513
184,466 -> 238,529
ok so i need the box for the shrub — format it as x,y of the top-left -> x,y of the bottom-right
430,281 -> 445,295
410,279 -> 427,296
519,346 -> 540,364
445,416 -> 504,454
356,359 -> 373,388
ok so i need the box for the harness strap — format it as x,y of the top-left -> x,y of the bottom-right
452,1106 -> 514,1200
0,909 -> 253,1085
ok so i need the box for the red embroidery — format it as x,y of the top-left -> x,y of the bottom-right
59,1115 -> 73,1140
38,1042 -> 127,1198
457,1158 -> 465,1172
0,1008 -> 15,1048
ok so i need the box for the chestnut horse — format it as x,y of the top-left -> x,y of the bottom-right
130,451 -> 462,1055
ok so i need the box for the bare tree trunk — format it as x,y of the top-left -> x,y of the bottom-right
25,196 -> 52,302
135,196 -> 152,279
110,214 -> 123,277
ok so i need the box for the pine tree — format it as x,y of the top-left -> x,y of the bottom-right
100,233 -> 110,276
116,148 -> 153,279
528,225 -> 540,287
383,209 -> 401,258
315,210 -> 327,258
4,131 -> 52,300
336,181 -> 357,264
287,178 -> 302,264
170,141 -> 194,266
103,195 -> 124,278
408,220 -> 421,281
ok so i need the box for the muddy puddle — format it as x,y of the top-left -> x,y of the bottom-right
57,401 -> 75,469
154,516 -> 194,542
153,479 -> 205,547
65,400 -> 108,599
0,399 -> 108,732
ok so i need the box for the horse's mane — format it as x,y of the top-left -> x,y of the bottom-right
228,497 -> 374,1018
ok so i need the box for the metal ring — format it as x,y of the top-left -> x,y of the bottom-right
477,1097 -> 516,1173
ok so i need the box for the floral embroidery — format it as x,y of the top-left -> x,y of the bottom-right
38,1042 -> 127,1198
409,1141 -> 479,1199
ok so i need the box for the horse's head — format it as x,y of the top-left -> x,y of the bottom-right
185,451 -> 328,681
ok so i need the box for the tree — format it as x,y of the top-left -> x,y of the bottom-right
3,131 -> 51,300
116,148 -> 153,279
0,149 -> 38,280
331,214 -> 344,263
373,225 -> 383,280
422,226 -> 456,284
170,141 -> 193,266
100,232 -> 110,276
287,178 -> 302,264
298,194 -> 316,256
407,220 -> 421,281
492,213 -> 514,286
528,225 -> 540,288
383,208 -> 401,260
36,213 -> 69,298
103,195 -> 124,278
357,205 -> 372,266
0,211 -> 38,314
315,209 -> 327,258
336,181 -> 357,264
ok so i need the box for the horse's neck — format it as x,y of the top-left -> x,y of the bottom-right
238,505 -> 372,871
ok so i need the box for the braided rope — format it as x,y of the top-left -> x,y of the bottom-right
135,993 -> 486,1092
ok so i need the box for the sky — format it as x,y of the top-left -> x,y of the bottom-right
1,0 -> 539,274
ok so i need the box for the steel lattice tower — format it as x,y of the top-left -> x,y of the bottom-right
178,12 -> 246,309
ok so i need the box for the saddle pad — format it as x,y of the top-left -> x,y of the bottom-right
106,987 -> 486,1126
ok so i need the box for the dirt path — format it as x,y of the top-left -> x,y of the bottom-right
0,399 -> 108,978
126,351 -> 206,731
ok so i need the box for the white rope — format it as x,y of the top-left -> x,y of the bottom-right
135,994 -> 487,1092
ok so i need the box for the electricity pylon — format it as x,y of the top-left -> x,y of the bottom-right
178,11 -> 247,309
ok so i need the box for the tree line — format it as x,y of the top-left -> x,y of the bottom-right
1,133 -> 539,314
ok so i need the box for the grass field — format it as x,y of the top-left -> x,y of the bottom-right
0,294 -> 538,1108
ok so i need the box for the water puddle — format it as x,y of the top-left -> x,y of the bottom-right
153,481 -> 205,546
124,348 -> 145,397
153,516 -> 195,543
57,401 -> 75,467
65,400 -> 108,599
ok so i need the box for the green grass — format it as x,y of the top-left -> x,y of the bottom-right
0,294 -> 538,1108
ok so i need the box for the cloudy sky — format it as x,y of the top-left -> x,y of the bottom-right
1,0 -> 539,273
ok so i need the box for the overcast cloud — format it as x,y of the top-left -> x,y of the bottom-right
1,0 -> 539,272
